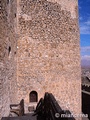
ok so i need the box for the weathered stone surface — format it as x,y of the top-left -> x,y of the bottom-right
0,0 -> 17,118
17,0 -> 81,119
0,0 -> 81,120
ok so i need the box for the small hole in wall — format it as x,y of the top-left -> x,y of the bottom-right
8,46 -> 11,56
14,13 -> 16,18
0,5 -> 2,10
28,53 -> 30,57
14,51 -> 16,55
7,0 -> 9,4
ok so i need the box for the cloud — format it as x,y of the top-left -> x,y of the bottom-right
79,6 -> 82,10
79,16 -> 83,21
81,46 -> 90,52
81,55 -> 90,61
80,18 -> 90,34
85,20 -> 90,25
81,55 -> 90,67
81,46 -> 90,67
81,46 -> 90,59
80,23 -> 90,34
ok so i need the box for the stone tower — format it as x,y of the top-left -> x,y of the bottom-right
0,0 -> 17,118
0,0 -> 81,119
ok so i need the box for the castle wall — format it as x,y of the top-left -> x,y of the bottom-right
17,0 -> 81,119
0,0 -> 17,118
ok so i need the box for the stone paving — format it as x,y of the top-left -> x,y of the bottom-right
1,114 -> 37,120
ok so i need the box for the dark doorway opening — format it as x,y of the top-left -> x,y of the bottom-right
29,91 -> 38,102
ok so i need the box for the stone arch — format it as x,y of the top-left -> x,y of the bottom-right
29,91 -> 38,102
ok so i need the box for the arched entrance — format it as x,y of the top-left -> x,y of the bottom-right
29,91 -> 38,102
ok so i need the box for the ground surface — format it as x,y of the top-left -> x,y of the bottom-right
1,113 -> 37,120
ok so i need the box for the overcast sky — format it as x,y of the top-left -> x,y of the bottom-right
79,0 -> 90,67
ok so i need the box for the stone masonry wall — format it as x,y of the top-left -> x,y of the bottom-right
17,0 -> 81,119
0,0 -> 17,118
0,0 -> 81,119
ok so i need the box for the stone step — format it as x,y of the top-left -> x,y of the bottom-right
1,113 -> 37,120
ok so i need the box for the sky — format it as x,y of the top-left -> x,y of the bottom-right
78,0 -> 90,67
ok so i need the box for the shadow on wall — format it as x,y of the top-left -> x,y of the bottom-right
82,92 -> 90,119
